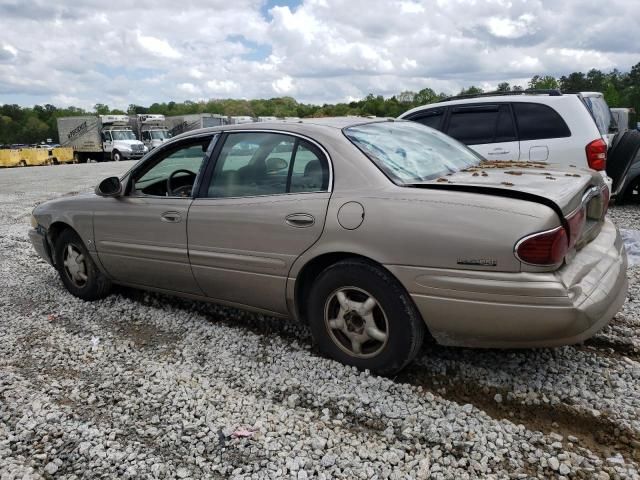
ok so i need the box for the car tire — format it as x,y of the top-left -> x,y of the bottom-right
607,130 -> 640,196
307,259 -> 425,375
112,150 -> 122,162
623,175 -> 640,203
54,229 -> 112,301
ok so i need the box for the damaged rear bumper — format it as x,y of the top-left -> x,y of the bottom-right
387,218 -> 628,348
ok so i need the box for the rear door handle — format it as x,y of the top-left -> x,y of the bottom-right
161,211 -> 182,223
285,213 -> 315,227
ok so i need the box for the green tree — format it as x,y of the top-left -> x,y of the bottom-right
528,75 -> 559,90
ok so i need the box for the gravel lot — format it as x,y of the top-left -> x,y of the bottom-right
1,163 -> 639,479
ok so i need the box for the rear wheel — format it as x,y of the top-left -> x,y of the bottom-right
624,176 -> 640,203
307,259 -> 425,375
608,130 -> 640,196
54,229 -> 112,301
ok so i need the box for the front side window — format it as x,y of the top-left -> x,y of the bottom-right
410,109 -> 445,130
344,121 -> 481,184
206,132 -> 329,198
513,103 -> 571,140
131,137 -> 212,197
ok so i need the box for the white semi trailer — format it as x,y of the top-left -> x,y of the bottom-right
57,115 -> 147,163
130,114 -> 172,151
165,114 -> 228,137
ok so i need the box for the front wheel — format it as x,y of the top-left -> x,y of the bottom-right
307,259 -> 425,375
54,229 -> 112,301
112,150 -> 122,162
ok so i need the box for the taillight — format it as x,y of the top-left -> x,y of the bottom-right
586,139 -> 607,171
566,207 -> 586,248
515,227 -> 568,266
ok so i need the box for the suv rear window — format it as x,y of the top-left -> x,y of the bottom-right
513,103 -> 571,140
446,105 -> 516,145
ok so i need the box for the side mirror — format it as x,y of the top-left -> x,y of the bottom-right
266,157 -> 288,172
95,176 -> 122,197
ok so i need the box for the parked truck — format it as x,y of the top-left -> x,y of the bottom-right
57,115 -> 147,163
165,114 -> 227,137
130,114 -> 172,151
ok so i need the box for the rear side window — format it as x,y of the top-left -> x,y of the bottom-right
409,109 -> 445,130
513,103 -> 571,140
446,105 -> 516,145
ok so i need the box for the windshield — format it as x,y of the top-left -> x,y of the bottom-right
583,96 -> 617,136
110,130 -> 136,141
344,121 -> 481,183
150,130 -> 171,140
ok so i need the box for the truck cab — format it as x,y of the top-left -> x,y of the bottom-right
134,114 -> 172,151
100,115 -> 146,161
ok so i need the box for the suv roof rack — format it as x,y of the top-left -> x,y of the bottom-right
438,89 -> 563,103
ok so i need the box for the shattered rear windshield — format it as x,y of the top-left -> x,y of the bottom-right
344,121 -> 481,184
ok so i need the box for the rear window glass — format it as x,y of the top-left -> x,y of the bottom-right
344,121 -> 480,184
513,103 -> 571,140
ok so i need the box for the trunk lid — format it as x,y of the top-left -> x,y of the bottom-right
410,161 -> 600,215
408,160 -> 610,259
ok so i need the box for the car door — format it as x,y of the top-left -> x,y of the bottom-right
187,131 -> 332,315
444,104 -> 520,161
93,135 -> 215,294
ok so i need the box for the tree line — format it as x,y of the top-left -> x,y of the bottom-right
1,63 -> 638,145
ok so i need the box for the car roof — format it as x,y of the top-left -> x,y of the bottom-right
170,116 -> 392,142
399,93 -> 582,118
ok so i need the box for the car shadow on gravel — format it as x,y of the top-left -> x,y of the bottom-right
112,285 -> 314,347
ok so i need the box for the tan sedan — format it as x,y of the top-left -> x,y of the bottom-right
29,118 -> 628,374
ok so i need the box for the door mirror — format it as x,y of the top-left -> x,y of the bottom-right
266,157 -> 288,172
96,176 -> 122,197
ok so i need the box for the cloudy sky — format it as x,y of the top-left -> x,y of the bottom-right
0,0 -> 638,109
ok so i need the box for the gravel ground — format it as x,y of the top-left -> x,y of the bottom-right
1,163 -> 639,479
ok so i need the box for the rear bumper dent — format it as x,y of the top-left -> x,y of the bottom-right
387,218 -> 628,348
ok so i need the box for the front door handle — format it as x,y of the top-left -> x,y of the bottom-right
161,211 -> 182,223
285,213 -> 315,228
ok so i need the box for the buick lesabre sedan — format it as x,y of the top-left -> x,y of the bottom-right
29,118 -> 628,374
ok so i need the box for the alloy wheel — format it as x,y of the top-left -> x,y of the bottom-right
324,287 -> 389,358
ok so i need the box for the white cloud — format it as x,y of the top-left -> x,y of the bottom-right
2,44 -> 18,57
486,14 -> 538,39
0,0 -> 637,108
272,76 -> 295,94
136,32 -> 182,59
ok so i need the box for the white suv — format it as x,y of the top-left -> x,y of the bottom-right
399,90 -> 617,190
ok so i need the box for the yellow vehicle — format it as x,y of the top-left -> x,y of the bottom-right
19,148 -> 53,166
0,149 -> 21,167
52,147 -> 74,164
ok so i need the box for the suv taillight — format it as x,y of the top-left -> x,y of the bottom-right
586,139 -> 607,171
515,227 -> 568,266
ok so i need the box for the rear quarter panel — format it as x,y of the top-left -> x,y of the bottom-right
290,186 -> 560,276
